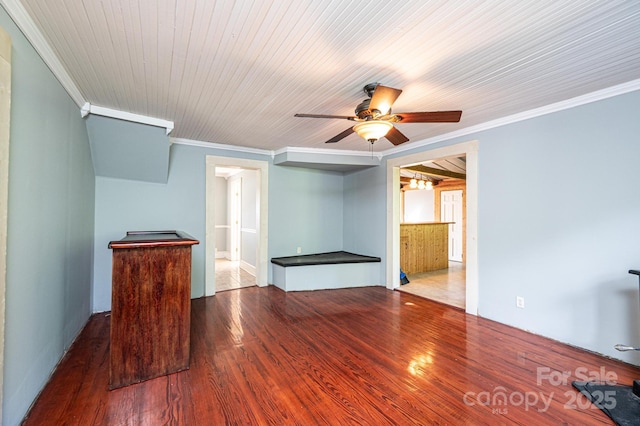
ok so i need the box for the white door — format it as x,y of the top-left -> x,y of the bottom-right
441,190 -> 463,262
229,178 -> 242,261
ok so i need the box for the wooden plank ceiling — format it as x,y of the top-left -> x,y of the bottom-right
13,0 -> 640,152
401,155 -> 466,188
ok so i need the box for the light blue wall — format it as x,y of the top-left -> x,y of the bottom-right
87,115 -> 171,183
346,90 -> 640,365
93,144 -> 346,311
93,143 -> 211,312
268,166 -> 344,259
476,91 -> 640,365
343,165 -> 387,259
1,8 -> 95,426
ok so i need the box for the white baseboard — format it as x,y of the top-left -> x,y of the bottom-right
240,260 -> 256,276
215,251 -> 229,259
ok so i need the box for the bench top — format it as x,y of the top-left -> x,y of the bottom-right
271,251 -> 381,267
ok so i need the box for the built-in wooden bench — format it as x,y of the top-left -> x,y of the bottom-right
271,251 -> 381,291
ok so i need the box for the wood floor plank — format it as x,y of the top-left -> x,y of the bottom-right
23,286 -> 640,425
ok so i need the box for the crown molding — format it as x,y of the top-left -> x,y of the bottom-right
1,0 -> 85,107
171,139 -> 386,162
274,146 -> 384,160
382,78 -> 640,157
81,103 -> 174,135
171,137 -> 273,156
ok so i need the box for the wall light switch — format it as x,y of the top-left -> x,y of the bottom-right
296,247 -> 302,254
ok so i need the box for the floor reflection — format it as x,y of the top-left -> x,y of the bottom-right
398,261 -> 465,309
215,259 -> 256,292
229,290 -> 244,345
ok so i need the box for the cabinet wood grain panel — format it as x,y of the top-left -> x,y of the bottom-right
400,223 -> 448,274
109,231 -> 198,389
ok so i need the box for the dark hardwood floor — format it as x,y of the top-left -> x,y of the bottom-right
23,286 -> 640,425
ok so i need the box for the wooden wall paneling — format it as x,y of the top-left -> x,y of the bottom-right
400,223 -> 448,274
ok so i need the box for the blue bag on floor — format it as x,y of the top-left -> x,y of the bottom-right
400,269 -> 409,285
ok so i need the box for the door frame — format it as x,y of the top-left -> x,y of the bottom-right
227,176 -> 242,261
441,189 -> 464,262
386,140 -> 478,315
205,156 -> 269,296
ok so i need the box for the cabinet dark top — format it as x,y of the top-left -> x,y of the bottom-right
108,230 -> 199,249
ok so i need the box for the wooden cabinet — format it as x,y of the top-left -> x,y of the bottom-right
108,231 -> 199,389
400,223 -> 449,274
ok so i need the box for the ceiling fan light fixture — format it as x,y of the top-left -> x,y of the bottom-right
352,120 -> 393,143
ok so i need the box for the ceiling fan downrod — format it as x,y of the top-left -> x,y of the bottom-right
363,82 -> 379,98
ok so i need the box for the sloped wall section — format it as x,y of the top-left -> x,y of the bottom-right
86,115 -> 170,183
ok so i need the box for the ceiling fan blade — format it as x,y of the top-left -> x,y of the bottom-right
369,85 -> 402,115
325,127 -> 354,143
395,110 -> 462,123
385,126 -> 410,146
295,113 -> 356,120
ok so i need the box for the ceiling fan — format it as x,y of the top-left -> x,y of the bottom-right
295,83 -> 462,146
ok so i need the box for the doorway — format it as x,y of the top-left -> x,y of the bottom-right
213,167 -> 259,292
397,161 -> 466,309
386,140 -> 478,315
205,156 -> 269,297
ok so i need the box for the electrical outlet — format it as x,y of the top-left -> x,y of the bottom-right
296,246 -> 302,254
516,296 -> 525,309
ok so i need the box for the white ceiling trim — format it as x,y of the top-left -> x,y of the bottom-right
382,78 -> 640,157
171,137 -> 272,157
273,146 -> 384,161
173,137 -> 387,161
81,103 -> 174,135
0,0 -> 85,107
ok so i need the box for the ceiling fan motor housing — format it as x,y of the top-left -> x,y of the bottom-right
355,98 -> 382,120
355,83 -> 387,120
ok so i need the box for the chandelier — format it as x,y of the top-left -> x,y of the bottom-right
409,174 -> 433,190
